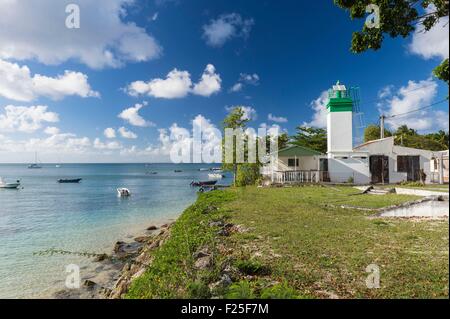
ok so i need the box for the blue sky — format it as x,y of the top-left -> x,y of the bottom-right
0,0 -> 448,162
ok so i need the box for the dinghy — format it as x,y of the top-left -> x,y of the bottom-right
208,173 -> 225,180
190,180 -> 218,187
117,188 -> 131,197
0,178 -> 21,189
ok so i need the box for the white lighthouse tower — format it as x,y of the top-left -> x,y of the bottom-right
326,81 -> 370,184
327,81 -> 354,156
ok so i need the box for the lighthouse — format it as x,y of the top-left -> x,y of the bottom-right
326,81 -> 354,156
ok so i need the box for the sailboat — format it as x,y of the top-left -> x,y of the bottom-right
28,152 -> 42,169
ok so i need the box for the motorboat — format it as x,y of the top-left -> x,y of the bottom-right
199,168 -> 210,171
208,173 -> 225,180
174,170 -> 183,173
190,180 -> 218,187
58,178 -> 82,183
0,178 -> 21,189
117,188 -> 131,197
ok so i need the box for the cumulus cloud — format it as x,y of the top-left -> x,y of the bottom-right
118,126 -> 138,139
192,64 -> 222,97
118,102 -> 155,127
126,64 -> 221,98
104,127 -> 116,139
0,105 -> 59,133
379,79 -> 447,131
304,91 -> 328,128
0,59 -> 99,102
94,138 -> 122,150
229,73 -> 259,93
202,13 -> 254,47
409,6 -> 449,60
0,0 -> 162,69
44,126 -> 60,135
268,113 -> 288,123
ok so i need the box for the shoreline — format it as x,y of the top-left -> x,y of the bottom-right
51,217 -> 177,299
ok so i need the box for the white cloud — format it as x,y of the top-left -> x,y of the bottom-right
0,59 -> 99,102
0,105 -> 59,133
268,113 -> 288,123
409,6 -> 449,60
202,13 -> 254,47
304,91 -> 328,128
380,78 -> 447,131
192,64 -> 222,97
0,0 -> 162,69
118,102 -> 154,127
118,126 -> 138,139
104,127 -> 116,139
44,126 -> 60,135
126,64 -> 221,99
94,138 -> 122,150
229,73 -> 259,93
225,106 -> 257,121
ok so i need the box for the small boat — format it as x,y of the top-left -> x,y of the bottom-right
199,168 -> 210,171
211,167 -> 223,172
28,152 -> 42,169
117,188 -> 131,197
146,171 -> 158,175
208,173 -> 225,180
58,178 -> 82,183
174,170 -> 183,173
0,178 -> 21,189
190,180 -> 218,187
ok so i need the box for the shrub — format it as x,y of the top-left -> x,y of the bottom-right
235,259 -> 271,276
225,281 -> 255,299
235,164 -> 261,187
260,282 -> 299,299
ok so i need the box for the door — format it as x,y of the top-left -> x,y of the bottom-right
370,155 -> 389,184
398,155 -> 420,181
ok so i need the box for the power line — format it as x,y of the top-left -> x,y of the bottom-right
387,98 -> 449,119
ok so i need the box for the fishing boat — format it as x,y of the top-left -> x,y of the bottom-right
174,170 -> 183,173
190,180 -> 218,187
117,188 -> 131,197
0,178 -> 21,189
208,173 -> 225,180
28,152 -> 42,169
58,178 -> 82,183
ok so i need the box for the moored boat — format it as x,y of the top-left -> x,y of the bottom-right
190,180 -> 218,187
117,188 -> 131,197
208,173 -> 225,180
0,178 -> 21,189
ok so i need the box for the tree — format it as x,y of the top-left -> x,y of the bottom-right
364,124 -> 392,142
335,0 -> 449,85
393,125 -> 449,150
291,126 -> 327,153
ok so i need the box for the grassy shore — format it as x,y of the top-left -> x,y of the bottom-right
126,185 -> 449,299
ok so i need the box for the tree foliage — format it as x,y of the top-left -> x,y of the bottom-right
335,0 -> 449,85
364,124 -> 392,142
291,126 -> 327,153
364,124 -> 449,150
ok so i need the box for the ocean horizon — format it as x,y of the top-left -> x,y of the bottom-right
0,163 -> 228,298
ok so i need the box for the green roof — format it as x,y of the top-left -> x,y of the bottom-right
276,145 -> 323,157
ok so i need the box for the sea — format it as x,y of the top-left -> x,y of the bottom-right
0,163 -> 228,298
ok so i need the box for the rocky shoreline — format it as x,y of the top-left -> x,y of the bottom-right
53,222 -> 174,299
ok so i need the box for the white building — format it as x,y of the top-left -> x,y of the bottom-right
263,82 -> 448,185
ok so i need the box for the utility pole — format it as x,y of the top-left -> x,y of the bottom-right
380,115 -> 385,139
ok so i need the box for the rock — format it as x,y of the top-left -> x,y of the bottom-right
161,223 -> 169,228
217,229 -> 230,237
93,253 -> 109,262
114,241 -> 126,253
146,225 -> 158,231
208,221 -> 224,227
134,236 -> 150,243
83,280 -> 97,289
193,247 -> 210,259
149,240 -> 161,249
194,255 -> 212,270
131,268 -> 146,280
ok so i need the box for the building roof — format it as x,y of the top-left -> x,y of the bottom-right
277,145 -> 323,157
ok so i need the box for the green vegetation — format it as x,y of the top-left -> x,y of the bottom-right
335,0 -> 449,85
363,124 -> 449,151
127,186 -> 448,299
291,126 -> 327,154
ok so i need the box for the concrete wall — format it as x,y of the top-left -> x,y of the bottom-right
328,154 -> 371,184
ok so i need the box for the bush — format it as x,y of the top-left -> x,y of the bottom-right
260,282 -> 299,299
235,164 -> 261,187
225,281 -> 255,299
235,259 -> 271,276
188,281 -> 211,299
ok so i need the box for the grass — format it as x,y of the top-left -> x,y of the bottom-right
380,183 -> 449,193
127,185 -> 449,299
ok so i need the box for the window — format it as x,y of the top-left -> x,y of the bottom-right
288,158 -> 299,167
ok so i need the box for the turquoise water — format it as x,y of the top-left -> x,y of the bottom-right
0,163 -> 227,298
